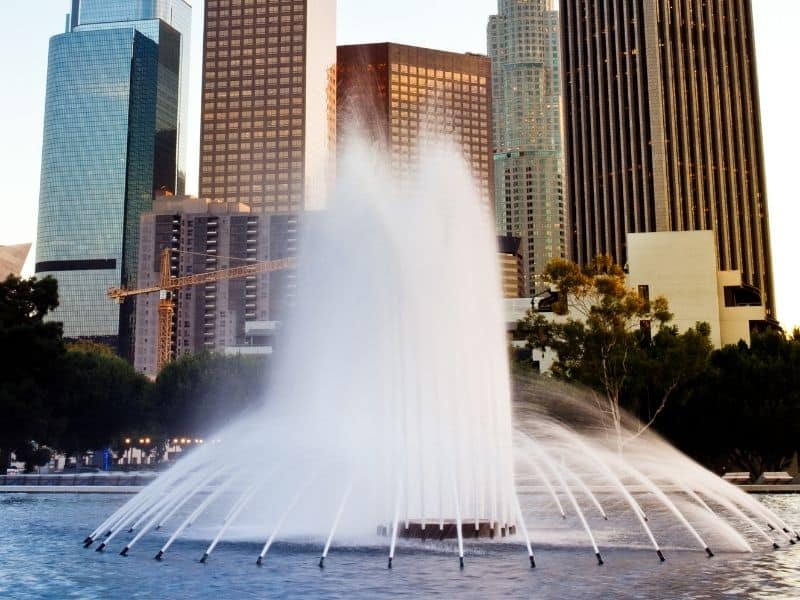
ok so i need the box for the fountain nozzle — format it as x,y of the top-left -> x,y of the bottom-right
318,557 -> 324,569
529,555 -> 536,568
200,552 -> 209,563
387,557 -> 393,569
154,550 -> 164,561
705,547 -> 714,558
120,546 -> 129,557
656,549 -> 665,562
459,556 -> 464,569
596,552 -> 604,565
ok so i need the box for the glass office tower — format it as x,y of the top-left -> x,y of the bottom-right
488,0 -> 565,296
35,0 -> 191,354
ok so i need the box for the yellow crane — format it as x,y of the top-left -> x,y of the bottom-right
108,247 -> 295,372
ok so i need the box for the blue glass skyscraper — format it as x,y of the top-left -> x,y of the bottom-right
35,0 -> 191,354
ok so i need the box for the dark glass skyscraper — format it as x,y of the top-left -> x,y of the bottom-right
35,0 -> 191,353
560,0 -> 775,317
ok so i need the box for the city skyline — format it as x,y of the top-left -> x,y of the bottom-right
0,0 -> 798,330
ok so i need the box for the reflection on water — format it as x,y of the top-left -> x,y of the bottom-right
1,494 -> 799,599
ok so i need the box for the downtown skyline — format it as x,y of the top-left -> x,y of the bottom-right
0,0 -> 798,330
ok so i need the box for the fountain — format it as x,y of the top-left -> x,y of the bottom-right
85,141 -> 798,569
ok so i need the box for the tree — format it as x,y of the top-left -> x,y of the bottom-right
150,352 -> 268,439
666,330 -> 800,475
50,345 -> 153,457
0,275 -> 64,467
519,257 -> 711,449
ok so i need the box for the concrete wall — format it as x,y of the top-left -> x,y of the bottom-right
627,230 -> 723,347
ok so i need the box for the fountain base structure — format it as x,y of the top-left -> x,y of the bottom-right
376,521 -> 516,540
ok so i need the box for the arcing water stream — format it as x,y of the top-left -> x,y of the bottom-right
85,143 -> 797,569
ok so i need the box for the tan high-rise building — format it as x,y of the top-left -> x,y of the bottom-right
336,43 -> 493,207
199,0 -> 335,212
561,0 -> 775,318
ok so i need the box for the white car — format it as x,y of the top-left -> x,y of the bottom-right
5,467 -> 20,475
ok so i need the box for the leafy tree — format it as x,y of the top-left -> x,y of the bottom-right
14,442 -> 53,473
150,352 -> 268,438
666,331 -> 800,474
0,275 -> 64,467
519,257 -> 711,449
50,345 -> 153,457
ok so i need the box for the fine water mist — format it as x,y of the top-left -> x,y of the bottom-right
86,142 -> 798,569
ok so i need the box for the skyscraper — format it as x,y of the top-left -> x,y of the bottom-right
488,0 -> 564,295
336,43 -> 493,207
199,0 -> 336,212
35,0 -> 191,353
560,0 -> 775,317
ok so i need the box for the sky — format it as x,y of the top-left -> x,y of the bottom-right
0,0 -> 797,330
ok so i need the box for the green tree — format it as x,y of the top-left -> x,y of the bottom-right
50,345 -> 153,457
0,275 -> 64,467
150,352 -> 267,439
668,331 -> 800,474
519,257 -> 711,449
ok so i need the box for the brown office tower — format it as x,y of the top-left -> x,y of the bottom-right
336,43 -> 493,208
199,0 -> 336,211
561,0 -> 775,317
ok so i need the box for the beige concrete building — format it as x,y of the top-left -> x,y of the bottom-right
627,230 -> 769,348
498,236 -> 524,299
0,244 -> 31,279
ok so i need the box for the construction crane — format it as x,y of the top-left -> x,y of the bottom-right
108,247 -> 296,372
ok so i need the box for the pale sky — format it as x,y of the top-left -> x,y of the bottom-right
0,1 -> 797,330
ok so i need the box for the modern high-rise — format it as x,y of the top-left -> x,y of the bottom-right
134,196 -> 298,377
199,0 -> 336,211
336,43 -> 493,207
560,0 -> 775,317
488,0 -> 565,295
35,0 -> 191,354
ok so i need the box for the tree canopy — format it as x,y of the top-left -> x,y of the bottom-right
518,257 -> 712,449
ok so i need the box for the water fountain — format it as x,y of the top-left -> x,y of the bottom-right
84,142 -> 798,570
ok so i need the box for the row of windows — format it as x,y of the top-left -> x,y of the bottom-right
208,24 -> 303,38
204,88 -> 303,99
207,108 -> 301,119
390,63 -> 486,85
202,145 -> 303,156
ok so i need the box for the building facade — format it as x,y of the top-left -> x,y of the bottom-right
134,196 -> 298,378
560,0 -> 775,318
336,43 -> 493,207
488,0 -> 565,295
199,0 -> 336,211
35,0 -> 191,354
498,236 -> 524,298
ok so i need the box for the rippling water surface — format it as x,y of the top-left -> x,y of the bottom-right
1,494 -> 799,599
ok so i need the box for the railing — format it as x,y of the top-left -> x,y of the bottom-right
0,473 -> 159,487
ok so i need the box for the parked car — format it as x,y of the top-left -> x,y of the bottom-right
5,467 -> 20,475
